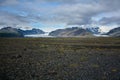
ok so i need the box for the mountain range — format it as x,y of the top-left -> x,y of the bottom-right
49,27 -> 101,37
18,28 -> 45,35
0,27 -> 45,37
0,26 -> 120,37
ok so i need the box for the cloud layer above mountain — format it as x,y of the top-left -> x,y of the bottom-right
0,0 -> 120,31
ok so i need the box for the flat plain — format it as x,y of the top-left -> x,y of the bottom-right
0,37 -> 120,80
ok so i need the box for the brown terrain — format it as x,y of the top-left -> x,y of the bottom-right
0,37 -> 120,80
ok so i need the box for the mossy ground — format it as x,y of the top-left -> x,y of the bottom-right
0,37 -> 120,80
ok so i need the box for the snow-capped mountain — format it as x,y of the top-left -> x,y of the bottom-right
85,27 -> 101,34
49,27 -> 101,37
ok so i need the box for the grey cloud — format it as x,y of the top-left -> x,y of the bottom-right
0,11 -> 31,28
0,0 -> 6,3
99,16 -> 120,25
35,3 -> 103,25
0,0 -> 120,28
100,0 -> 120,10
42,0 -> 97,4
0,0 -> 18,6
34,0 -> 120,25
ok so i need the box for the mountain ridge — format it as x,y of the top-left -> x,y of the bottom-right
107,27 -> 120,37
0,27 -> 45,37
49,27 -> 101,37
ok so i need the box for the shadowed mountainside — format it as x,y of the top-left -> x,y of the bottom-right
0,27 -> 24,37
107,27 -> 120,37
0,27 -> 45,37
19,28 -> 45,35
49,27 -> 97,37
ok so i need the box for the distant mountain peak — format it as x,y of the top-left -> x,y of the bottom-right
0,27 -> 45,37
49,27 -> 94,37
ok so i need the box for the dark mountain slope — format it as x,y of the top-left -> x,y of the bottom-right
107,27 -> 120,37
0,27 -> 45,37
0,27 -> 24,37
49,27 -> 93,37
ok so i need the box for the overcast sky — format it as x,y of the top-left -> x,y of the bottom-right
0,0 -> 120,32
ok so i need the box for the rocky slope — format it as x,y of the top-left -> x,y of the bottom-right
19,28 -> 45,35
85,27 -> 101,34
107,27 -> 120,37
0,27 -> 45,37
0,27 -> 24,37
49,27 -> 97,37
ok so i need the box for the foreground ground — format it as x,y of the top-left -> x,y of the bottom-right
0,37 -> 120,80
